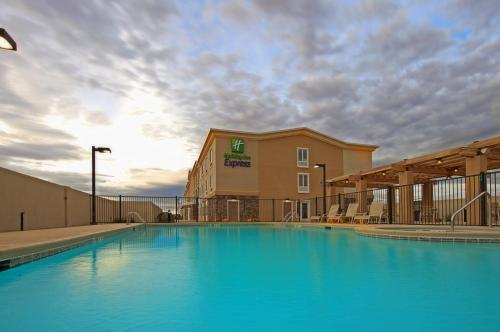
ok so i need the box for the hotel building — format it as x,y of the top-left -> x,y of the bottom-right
183,128 -> 377,221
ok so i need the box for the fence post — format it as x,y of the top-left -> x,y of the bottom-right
480,172 -> 486,226
315,196 -> 318,216
175,196 -> 178,223
119,195 -> 122,222
387,187 -> 393,224
20,211 -> 24,231
272,199 -> 275,221
195,197 -> 199,223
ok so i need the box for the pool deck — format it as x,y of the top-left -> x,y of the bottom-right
0,223 -> 142,269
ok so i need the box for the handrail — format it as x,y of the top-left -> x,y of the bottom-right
450,191 -> 491,231
127,211 -> 146,224
282,210 -> 299,222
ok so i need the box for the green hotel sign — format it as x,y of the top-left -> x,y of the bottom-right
231,137 -> 245,153
225,137 -> 251,168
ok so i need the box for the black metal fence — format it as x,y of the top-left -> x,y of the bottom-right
94,195 -> 331,223
328,171 -> 499,226
94,171 -> 499,226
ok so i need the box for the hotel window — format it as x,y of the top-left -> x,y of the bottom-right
297,148 -> 309,168
298,173 -> 310,193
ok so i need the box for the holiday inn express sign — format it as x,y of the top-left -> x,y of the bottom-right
224,137 -> 252,168
231,138 -> 245,153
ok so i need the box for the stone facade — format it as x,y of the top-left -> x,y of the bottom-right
205,195 -> 259,221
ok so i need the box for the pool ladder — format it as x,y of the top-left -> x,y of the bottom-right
282,211 -> 299,223
450,191 -> 492,231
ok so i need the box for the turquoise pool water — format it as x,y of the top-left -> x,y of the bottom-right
1,225 -> 499,331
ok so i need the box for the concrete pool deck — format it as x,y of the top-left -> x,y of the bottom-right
0,223 -> 142,269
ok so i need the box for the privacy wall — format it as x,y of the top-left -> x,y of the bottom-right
0,167 -> 91,232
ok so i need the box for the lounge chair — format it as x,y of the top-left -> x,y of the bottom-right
341,203 -> 359,223
354,201 -> 384,224
326,204 -> 342,223
310,215 -> 322,222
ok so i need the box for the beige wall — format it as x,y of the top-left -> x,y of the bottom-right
185,130 -> 374,201
258,134 -> 344,199
65,188 -> 91,227
0,167 -> 90,232
215,136 -> 259,196
342,149 -> 372,175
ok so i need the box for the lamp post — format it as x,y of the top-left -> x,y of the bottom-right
0,28 -> 17,51
92,146 -> 111,224
314,163 -> 327,218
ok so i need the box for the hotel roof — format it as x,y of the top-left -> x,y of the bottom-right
207,127 -> 378,150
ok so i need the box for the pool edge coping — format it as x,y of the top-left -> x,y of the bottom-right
0,224 -> 144,271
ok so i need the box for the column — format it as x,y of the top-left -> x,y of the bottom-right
398,171 -> 414,224
465,155 -> 487,225
356,179 -> 368,213
421,182 -> 434,223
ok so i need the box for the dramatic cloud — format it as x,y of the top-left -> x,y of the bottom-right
0,0 -> 498,195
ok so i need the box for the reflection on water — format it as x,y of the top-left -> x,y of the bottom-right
1,226 -> 499,332
103,226 -> 181,250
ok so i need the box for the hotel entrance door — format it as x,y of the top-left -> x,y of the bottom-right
299,200 -> 310,221
227,200 -> 240,221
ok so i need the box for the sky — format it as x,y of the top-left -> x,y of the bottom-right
0,0 -> 499,196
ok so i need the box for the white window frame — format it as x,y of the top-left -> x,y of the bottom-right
297,147 -> 309,168
297,173 -> 310,193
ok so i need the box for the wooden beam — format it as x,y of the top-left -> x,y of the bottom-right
467,135 -> 500,149
391,163 -> 407,172
485,152 -> 500,161
348,174 -> 362,181
363,176 -> 399,184
458,147 -> 478,158
408,166 -> 450,176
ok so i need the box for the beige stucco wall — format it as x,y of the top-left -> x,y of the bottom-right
342,149 -> 373,175
215,136 -> 259,196
65,188 -> 91,226
0,167 -> 90,232
258,134 -> 344,199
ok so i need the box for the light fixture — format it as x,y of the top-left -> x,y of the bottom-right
436,159 -> 443,165
480,148 -> 489,155
313,164 -> 327,216
95,147 -> 112,153
344,179 -> 349,184
0,28 -> 17,51
91,146 -> 112,224
453,168 -> 459,173
382,171 -> 386,176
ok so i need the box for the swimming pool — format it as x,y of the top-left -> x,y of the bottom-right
1,225 -> 499,331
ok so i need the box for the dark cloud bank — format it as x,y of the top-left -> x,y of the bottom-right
0,0 -> 499,194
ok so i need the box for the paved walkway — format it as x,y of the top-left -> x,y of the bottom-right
0,223 -> 140,262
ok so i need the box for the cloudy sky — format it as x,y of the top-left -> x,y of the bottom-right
1,0 -> 499,195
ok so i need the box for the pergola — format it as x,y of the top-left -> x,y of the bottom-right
327,135 -> 500,225
329,135 -> 500,189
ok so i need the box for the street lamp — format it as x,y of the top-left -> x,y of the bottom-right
92,146 -> 111,225
314,163 -> 327,218
0,28 -> 17,51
